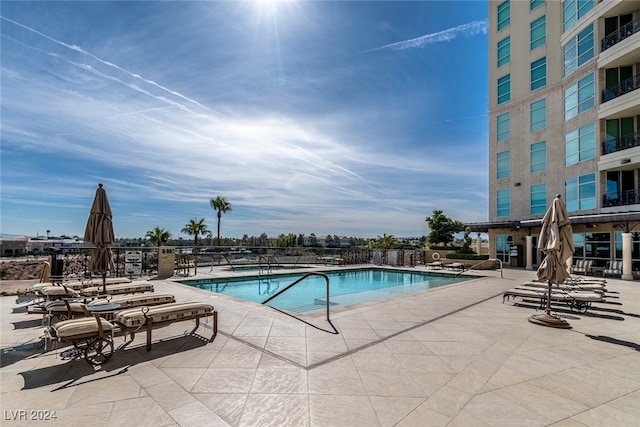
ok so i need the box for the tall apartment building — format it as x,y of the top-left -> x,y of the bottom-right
474,0 -> 640,278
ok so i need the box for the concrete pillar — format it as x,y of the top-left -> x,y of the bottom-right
525,235 -> 534,270
622,232 -> 633,280
157,246 -> 176,279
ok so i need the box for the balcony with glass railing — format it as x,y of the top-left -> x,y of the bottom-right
603,188 -> 640,208
601,18 -> 640,51
602,130 -> 640,155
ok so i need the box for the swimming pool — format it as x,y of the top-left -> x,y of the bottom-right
181,268 -> 471,314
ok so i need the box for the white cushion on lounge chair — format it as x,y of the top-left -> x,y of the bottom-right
115,302 -> 214,328
39,286 -> 79,298
81,282 -> 154,297
88,293 -> 175,308
522,281 -> 605,292
52,317 -> 113,340
512,286 -> 604,302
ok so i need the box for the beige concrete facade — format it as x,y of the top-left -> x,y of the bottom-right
482,0 -> 640,274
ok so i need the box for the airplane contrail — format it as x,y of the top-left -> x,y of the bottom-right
1,16 -> 217,115
362,19 -> 488,53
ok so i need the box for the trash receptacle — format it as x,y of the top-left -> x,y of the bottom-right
50,253 -> 64,283
509,245 -> 519,267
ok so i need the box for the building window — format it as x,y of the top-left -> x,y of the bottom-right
566,173 -> 596,212
530,99 -> 546,131
531,183 -> 547,215
496,234 -> 513,263
563,0 -> 594,32
606,170 -> 635,206
531,141 -> 547,173
497,112 -> 510,141
604,117 -> 635,154
564,73 -> 594,121
498,74 -> 511,104
604,66 -> 634,101
574,232 -> 611,266
565,122 -> 596,166
497,36 -> 510,67
563,24 -> 594,77
531,57 -> 546,90
497,189 -> 511,217
530,15 -> 546,50
497,0 -> 510,31
497,151 -> 510,179
530,0 -> 544,11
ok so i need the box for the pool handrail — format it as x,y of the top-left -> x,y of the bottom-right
455,258 -> 503,278
259,255 -> 284,274
209,251 -> 236,272
261,272 -> 331,322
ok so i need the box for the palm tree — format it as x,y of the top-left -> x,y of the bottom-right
181,218 -> 210,274
209,196 -> 232,248
145,226 -> 171,271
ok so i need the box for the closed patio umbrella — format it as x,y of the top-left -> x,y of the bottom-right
39,261 -> 51,283
530,195 -> 574,329
84,183 -> 115,293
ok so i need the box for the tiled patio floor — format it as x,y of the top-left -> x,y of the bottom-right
1,267 -> 639,426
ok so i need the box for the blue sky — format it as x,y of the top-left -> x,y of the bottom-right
1,1 -> 489,240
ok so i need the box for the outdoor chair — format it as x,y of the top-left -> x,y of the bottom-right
46,302 -> 217,365
603,261 -> 622,277
521,281 -> 606,294
572,260 -> 593,275
502,286 -> 604,313
30,293 -> 177,325
175,255 -> 193,276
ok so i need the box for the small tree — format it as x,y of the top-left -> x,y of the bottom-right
425,210 -> 465,248
181,218 -> 210,274
368,234 -> 401,249
145,226 -> 172,271
460,227 -> 474,253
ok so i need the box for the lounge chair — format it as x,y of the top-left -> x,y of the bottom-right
28,277 -> 132,293
521,280 -> 606,293
47,302 -> 217,365
30,293 -> 177,324
446,262 -> 465,271
80,281 -> 154,297
425,261 -> 443,270
503,287 -> 604,313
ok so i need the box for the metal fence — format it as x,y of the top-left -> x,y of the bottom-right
45,246 -> 431,279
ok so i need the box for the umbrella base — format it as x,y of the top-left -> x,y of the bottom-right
528,313 -> 571,329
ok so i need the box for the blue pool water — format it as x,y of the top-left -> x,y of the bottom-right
181,268 -> 470,314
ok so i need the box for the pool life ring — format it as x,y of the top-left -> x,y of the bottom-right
432,252 -> 440,260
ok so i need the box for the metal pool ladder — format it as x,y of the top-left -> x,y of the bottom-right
261,272 -> 338,334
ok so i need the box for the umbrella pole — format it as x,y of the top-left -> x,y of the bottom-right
529,277 -> 571,329
546,279 -> 552,316
102,272 -> 107,294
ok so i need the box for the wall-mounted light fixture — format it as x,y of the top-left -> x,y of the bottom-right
514,182 -> 521,187
621,158 -> 631,164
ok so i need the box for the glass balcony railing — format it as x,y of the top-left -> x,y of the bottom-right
602,74 -> 640,103
602,130 -> 640,155
603,189 -> 640,208
601,18 -> 640,52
